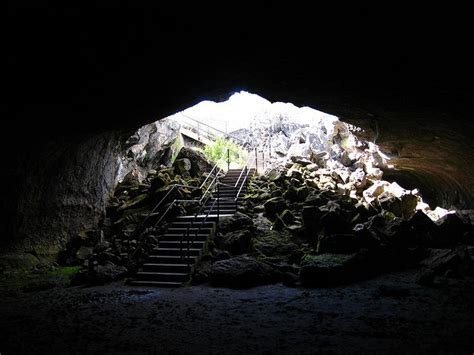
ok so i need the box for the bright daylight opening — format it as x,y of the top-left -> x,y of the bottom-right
119,90 -> 454,223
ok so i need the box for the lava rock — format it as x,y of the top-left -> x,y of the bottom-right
415,268 -> 436,286
217,230 -> 253,255
263,197 -> 287,215
173,158 -> 192,174
210,256 -> 281,288
176,147 -> 212,177
299,251 -> 369,286
88,264 -> 128,285
419,248 -> 460,273
218,212 -> 254,234
317,233 -> 360,254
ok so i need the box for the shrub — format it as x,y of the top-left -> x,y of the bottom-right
204,137 -> 247,169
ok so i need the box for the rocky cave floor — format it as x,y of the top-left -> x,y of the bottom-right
1,270 -> 474,354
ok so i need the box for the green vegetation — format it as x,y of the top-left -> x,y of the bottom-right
203,137 -> 247,170
0,266 -> 81,296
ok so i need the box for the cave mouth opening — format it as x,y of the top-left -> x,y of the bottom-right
120,90 -> 454,222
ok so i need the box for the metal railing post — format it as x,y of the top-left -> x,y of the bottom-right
255,147 -> 258,174
217,183 -> 220,227
227,148 -> 230,170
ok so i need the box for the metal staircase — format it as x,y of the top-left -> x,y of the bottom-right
131,168 -> 255,287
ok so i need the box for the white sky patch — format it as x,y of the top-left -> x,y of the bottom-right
172,91 -> 339,134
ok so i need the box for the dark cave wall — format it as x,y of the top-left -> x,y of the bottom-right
3,87 -> 474,251
1,131 -> 124,250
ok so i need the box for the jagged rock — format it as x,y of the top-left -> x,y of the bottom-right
287,143 -> 311,160
283,185 -> 298,201
299,251 -> 369,286
415,268 -> 436,286
121,169 -> 142,185
419,248 -> 461,273
350,168 -> 367,190
116,193 -> 149,212
295,186 -> 309,201
409,210 -> 439,242
279,209 -> 295,224
176,147 -> 212,177
302,205 -> 322,230
90,263 -> 128,284
150,172 -> 172,191
218,212 -> 254,234
263,197 -> 287,215
217,230 -> 252,255
272,215 -> 286,231
363,181 -> 390,204
317,233 -> 360,254
437,213 -> 468,244
319,210 -> 351,235
173,158 -> 192,174
290,156 -> 312,166
306,163 -> 319,172
210,256 -> 281,288
191,259 -> 212,284
0,253 -> 39,271
76,246 -> 93,261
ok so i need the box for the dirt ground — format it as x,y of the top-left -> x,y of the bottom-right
1,270 -> 474,354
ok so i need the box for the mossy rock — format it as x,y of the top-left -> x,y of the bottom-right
117,193 -> 149,212
263,197 -> 287,215
300,251 -> 369,286
0,253 -> 40,271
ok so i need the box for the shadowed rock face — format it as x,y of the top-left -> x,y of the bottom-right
3,4 -> 474,248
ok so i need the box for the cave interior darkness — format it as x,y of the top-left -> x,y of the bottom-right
2,3 -> 474,354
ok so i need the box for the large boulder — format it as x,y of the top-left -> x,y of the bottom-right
263,197 -> 287,215
176,147 -> 212,177
299,251 -> 369,286
436,213 -> 469,245
218,212 -> 254,234
302,205 -> 322,231
216,230 -> 253,255
419,247 -> 473,275
173,158 -> 192,174
317,233 -> 360,254
86,263 -> 128,285
210,256 -> 281,288
253,230 -> 299,261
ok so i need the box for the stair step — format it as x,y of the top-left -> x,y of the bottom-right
142,263 -> 192,273
170,221 -> 215,228
174,214 -> 233,220
162,233 -> 208,241
136,271 -> 189,282
204,209 -> 236,213
148,255 -> 197,264
162,233 -> 210,238
205,203 -> 236,208
130,281 -> 182,288
167,228 -> 213,236
152,247 -> 202,256
159,240 -> 206,249
175,215 -> 219,222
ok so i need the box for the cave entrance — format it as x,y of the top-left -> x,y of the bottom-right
119,90 -> 454,222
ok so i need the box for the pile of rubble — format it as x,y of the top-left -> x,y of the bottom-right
192,113 -> 474,288
60,147 -> 212,284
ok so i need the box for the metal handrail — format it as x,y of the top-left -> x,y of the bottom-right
235,167 -> 252,201
234,153 -> 254,187
180,172 -> 222,263
178,113 -> 246,145
200,164 -> 218,187
199,169 -> 224,204
127,160 -> 222,260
